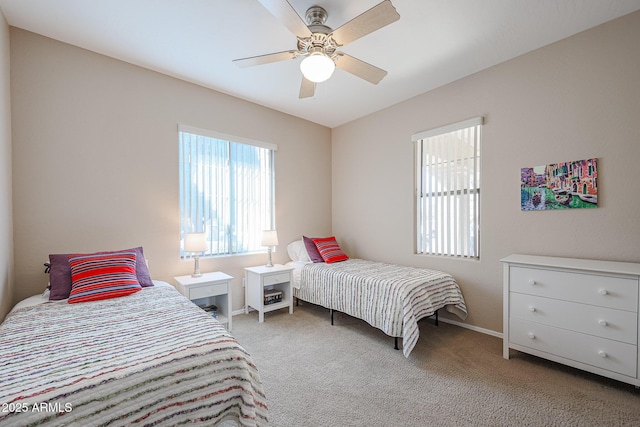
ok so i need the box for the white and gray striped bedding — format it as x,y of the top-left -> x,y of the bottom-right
293,259 -> 467,357
0,285 -> 268,426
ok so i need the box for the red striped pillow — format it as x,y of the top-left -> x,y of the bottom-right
67,251 -> 142,304
312,236 -> 349,263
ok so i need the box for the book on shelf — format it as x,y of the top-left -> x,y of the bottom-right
264,289 -> 282,305
202,304 -> 218,318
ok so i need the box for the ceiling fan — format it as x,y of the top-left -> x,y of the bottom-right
233,0 -> 400,98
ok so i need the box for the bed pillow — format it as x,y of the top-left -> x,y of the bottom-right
312,236 -> 349,264
303,236 -> 325,263
67,251 -> 142,304
48,246 -> 153,301
48,253 -> 75,300
287,239 -> 311,262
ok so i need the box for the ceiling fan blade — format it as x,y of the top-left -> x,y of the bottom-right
335,53 -> 387,84
257,0 -> 312,38
331,0 -> 400,46
233,50 -> 298,68
299,76 -> 316,98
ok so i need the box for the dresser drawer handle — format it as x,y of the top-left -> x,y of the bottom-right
528,306 -> 536,312
528,280 -> 537,286
598,351 -> 607,358
598,289 -> 608,295
527,332 -> 535,339
598,320 -> 608,327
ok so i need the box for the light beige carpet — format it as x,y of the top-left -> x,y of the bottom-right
230,302 -> 640,427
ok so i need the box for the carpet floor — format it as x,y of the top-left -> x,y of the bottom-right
230,301 -> 640,427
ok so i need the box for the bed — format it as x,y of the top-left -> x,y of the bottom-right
1,274 -> 268,426
287,238 -> 468,357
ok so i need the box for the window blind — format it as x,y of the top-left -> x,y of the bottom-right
179,127 -> 275,257
414,117 -> 482,258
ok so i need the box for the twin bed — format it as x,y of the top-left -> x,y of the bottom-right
286,238 -> 468,357
0,257 -> 267,426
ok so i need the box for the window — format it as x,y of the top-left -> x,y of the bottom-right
413,117 -> 482,258
178,125 -> 276,257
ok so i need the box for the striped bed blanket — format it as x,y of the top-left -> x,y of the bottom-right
0,285 -> 268,426
294,259 -> 468,357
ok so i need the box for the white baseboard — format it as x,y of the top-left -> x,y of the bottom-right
232,308 -> 246,317
438,317 -> 503,339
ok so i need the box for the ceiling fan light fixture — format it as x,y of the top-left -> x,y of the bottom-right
300,51 -> 335,83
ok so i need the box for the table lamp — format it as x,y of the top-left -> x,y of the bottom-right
185,232 -> 207,277
261,230 -> 278,267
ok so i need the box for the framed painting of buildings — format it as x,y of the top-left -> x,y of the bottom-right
521,158 -> 598,211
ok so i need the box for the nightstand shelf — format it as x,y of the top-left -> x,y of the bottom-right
244,264 -> 295,322
174,272 -> 233,330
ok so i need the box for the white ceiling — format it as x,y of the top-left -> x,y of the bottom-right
1,0 -> 639,128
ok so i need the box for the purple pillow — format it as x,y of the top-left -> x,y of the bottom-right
48,246 -> 153,301
48,253 -> 75,300
303,236 -> 325,263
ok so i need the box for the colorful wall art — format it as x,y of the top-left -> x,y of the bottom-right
521,158 -> 598,211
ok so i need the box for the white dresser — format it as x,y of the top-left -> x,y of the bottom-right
502,254 -> 640,386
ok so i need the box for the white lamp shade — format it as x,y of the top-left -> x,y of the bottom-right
261,230 -> 279,247
300,53 -> 335,83
184,232 -> 207,253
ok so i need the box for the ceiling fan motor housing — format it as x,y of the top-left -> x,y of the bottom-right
297,6 -> 339,57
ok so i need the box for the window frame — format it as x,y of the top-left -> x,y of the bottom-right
413,117 -> 482,259
178,125 -> 277,258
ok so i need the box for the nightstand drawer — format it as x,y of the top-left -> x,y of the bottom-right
189,282 -> 227,300
263,273 -> 290,286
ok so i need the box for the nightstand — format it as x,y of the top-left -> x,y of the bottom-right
174,272 -> 233,331
244,264 -> 295,322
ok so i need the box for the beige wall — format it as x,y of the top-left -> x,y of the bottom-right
0,10 -> 13,321
9,28 -> 332,310
332,11 -> 640,334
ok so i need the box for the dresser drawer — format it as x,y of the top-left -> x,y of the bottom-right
510,266 -> 638,312
189,282 -> 227,300
510,293 -> 637,345
510,318 -> 637,377
263,273 -> 290,287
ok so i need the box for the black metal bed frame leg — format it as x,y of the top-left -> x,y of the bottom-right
392,310 -> 439,352
296,297 -> 299,306
326,307 -> 403,352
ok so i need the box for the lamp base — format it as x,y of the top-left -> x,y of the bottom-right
192,255 -> 202,277
266,248 -> 274,268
